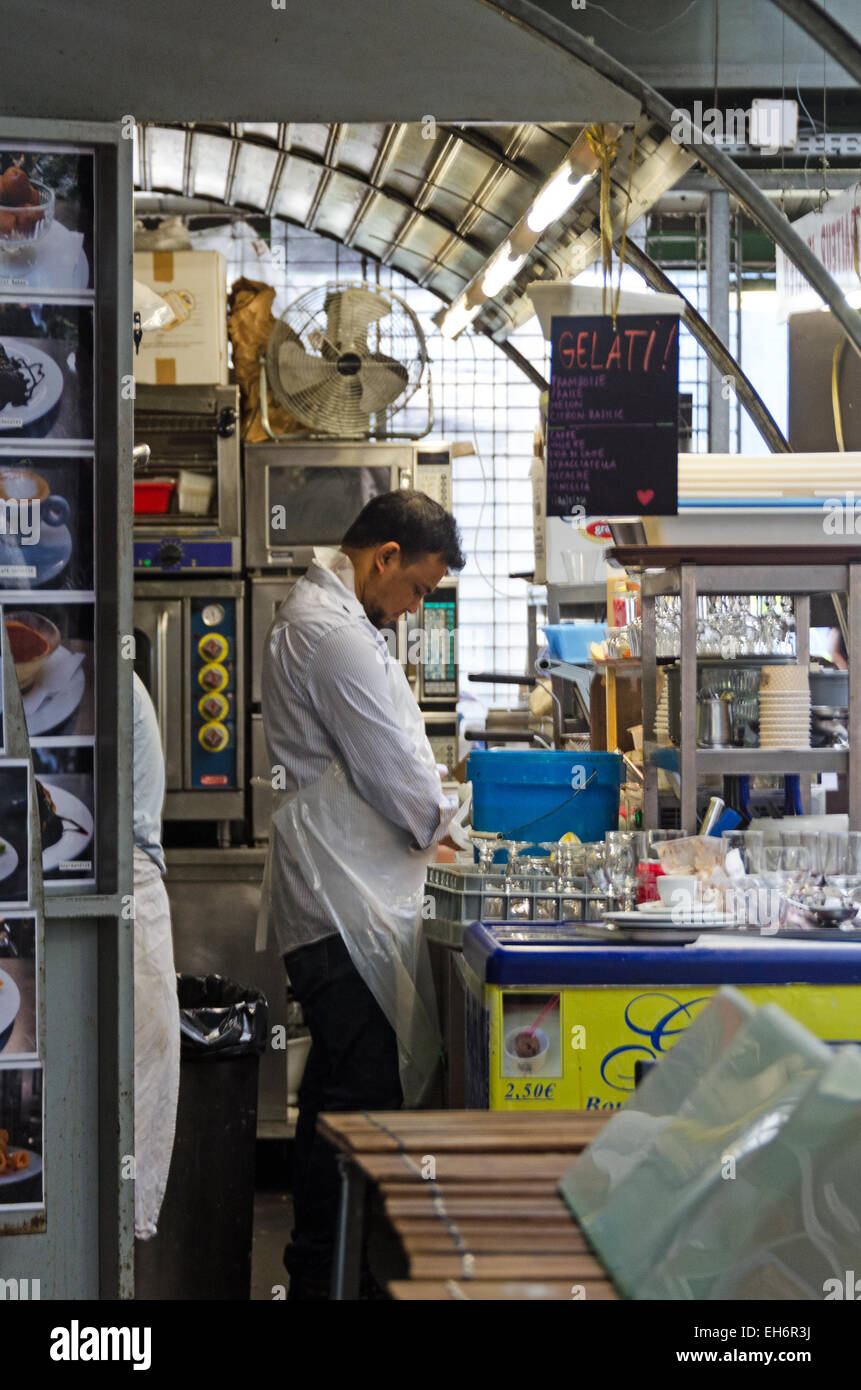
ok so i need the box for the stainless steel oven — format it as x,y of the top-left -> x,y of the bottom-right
244,440 -> 414,570
249,575 -> 300,703
133,579 -> 245,821
133,383 -> 241,574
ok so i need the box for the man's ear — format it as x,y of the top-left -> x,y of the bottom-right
375,542 -> 400,571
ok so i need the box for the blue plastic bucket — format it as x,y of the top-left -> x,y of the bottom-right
468,750 -> 623,848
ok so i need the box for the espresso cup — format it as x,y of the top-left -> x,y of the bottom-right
0,467 -> 49,501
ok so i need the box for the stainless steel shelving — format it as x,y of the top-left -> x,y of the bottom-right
608,547 -> 861,833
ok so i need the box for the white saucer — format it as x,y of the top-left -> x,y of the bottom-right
39,780 -> 93,872
0,841 -> 19,885
24,660 -> 85,736
0,967 -> 20,1044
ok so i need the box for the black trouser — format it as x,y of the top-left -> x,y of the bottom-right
283,932 -> 402,1286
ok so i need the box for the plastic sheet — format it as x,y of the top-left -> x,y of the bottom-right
177,974 -> 268,1060
641,1045 -> 861,1300
560,992 -> 834,1298
560,988 -> 756,1223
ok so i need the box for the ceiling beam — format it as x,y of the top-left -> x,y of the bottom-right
768,0 -> 861,87
485,1 -> 861,358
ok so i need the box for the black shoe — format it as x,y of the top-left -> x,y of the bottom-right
287,1273 -> 331,1301
359,1271 -> 390,1301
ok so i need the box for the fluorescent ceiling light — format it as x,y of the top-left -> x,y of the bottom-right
526,170 -> 593,234
482,244 -> 526,298
439,299 -> 481,339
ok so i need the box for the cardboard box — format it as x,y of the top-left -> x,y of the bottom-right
134,250 -> 228,385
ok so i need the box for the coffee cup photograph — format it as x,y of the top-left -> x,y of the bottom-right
0,455 -> 93,592
0,914 -> 37,1060
1,599 -> 94,738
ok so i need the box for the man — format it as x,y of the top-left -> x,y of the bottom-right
132,671 -> 180,1240
261,489 -> 465,1299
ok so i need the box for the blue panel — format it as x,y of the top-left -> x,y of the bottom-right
189,597 -> 237,789
462,921 -> 861,987
133,539 -> 235,572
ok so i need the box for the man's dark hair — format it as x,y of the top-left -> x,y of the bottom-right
342,489 -> 465,571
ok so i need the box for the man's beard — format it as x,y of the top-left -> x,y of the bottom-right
364,600 -> 387,629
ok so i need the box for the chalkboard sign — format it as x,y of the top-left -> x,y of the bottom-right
546,314 -> 679,518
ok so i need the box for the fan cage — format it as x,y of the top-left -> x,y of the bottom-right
266,280 -> 430,439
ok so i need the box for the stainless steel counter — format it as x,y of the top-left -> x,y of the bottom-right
164,848 -> 289,1137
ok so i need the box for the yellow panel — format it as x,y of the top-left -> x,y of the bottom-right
486,982 -> 861,1112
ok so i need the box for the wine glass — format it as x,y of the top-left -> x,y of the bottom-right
604,833 -> 639,911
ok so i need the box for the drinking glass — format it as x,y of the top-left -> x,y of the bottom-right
604,833 -> 639,911
646,828 -> 687,860
721,828 -> 764,875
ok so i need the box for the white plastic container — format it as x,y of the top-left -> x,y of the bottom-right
177,469 -> 215,515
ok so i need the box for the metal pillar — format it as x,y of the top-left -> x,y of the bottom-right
707,190 -> 732,455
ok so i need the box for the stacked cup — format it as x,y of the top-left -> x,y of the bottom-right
758,665 -> 811,748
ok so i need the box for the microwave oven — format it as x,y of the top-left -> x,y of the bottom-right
244,440 -> 415,570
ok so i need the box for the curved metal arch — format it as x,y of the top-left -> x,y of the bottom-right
482,0 -> 861,359
139,123 -> 502,264
619,239 -> 791,454
767,0 -> 861,87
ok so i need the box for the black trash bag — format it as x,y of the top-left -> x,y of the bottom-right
176,973 -> 268,1059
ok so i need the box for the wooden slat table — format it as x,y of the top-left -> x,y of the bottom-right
317,1110 -> 618,1301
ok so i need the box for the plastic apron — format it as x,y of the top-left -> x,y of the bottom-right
262,651 -> 442,1108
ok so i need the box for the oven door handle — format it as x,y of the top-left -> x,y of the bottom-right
156,608 -> 169,754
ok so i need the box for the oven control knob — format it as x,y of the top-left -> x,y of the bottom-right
198,662 -> 228,693
198,720 -> 229,752
198,632 -> 228,662
156,540 -> 183,567
198,692 -> 229,722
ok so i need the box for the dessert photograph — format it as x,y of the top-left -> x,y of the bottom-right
0,149 -> 93,293
0,456 -> 94,592
0,1063 -> 43,1208
0,915 -> 37,1059
0,763 -> 30,906
2,600 -> 94,737
30,745 -> 94,884
501,992 -> 562,1079
0,302 -> 93,441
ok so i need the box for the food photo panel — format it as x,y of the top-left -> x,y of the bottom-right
500,991 -> 563,1080
0,1063 -> 43,1210
0,763 -> 30,906
0,302 -> 93,442
0,148 -> 93,294
0,915 -> 37,1059
2,600 -> 94,738
0,455 -> 94,593
31,744 -> 94,886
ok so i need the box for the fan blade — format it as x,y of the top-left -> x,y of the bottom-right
293,373 -> 367,432
359,358 -> 409,414
325,288 -> 391,350
278,340 -> 336,393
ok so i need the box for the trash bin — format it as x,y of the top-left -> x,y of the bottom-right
135,974 -> 268,1301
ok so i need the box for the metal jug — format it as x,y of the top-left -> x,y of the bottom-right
696,694 -> 733,748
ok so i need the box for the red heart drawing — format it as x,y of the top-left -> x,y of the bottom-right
637,489 -> 655,506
